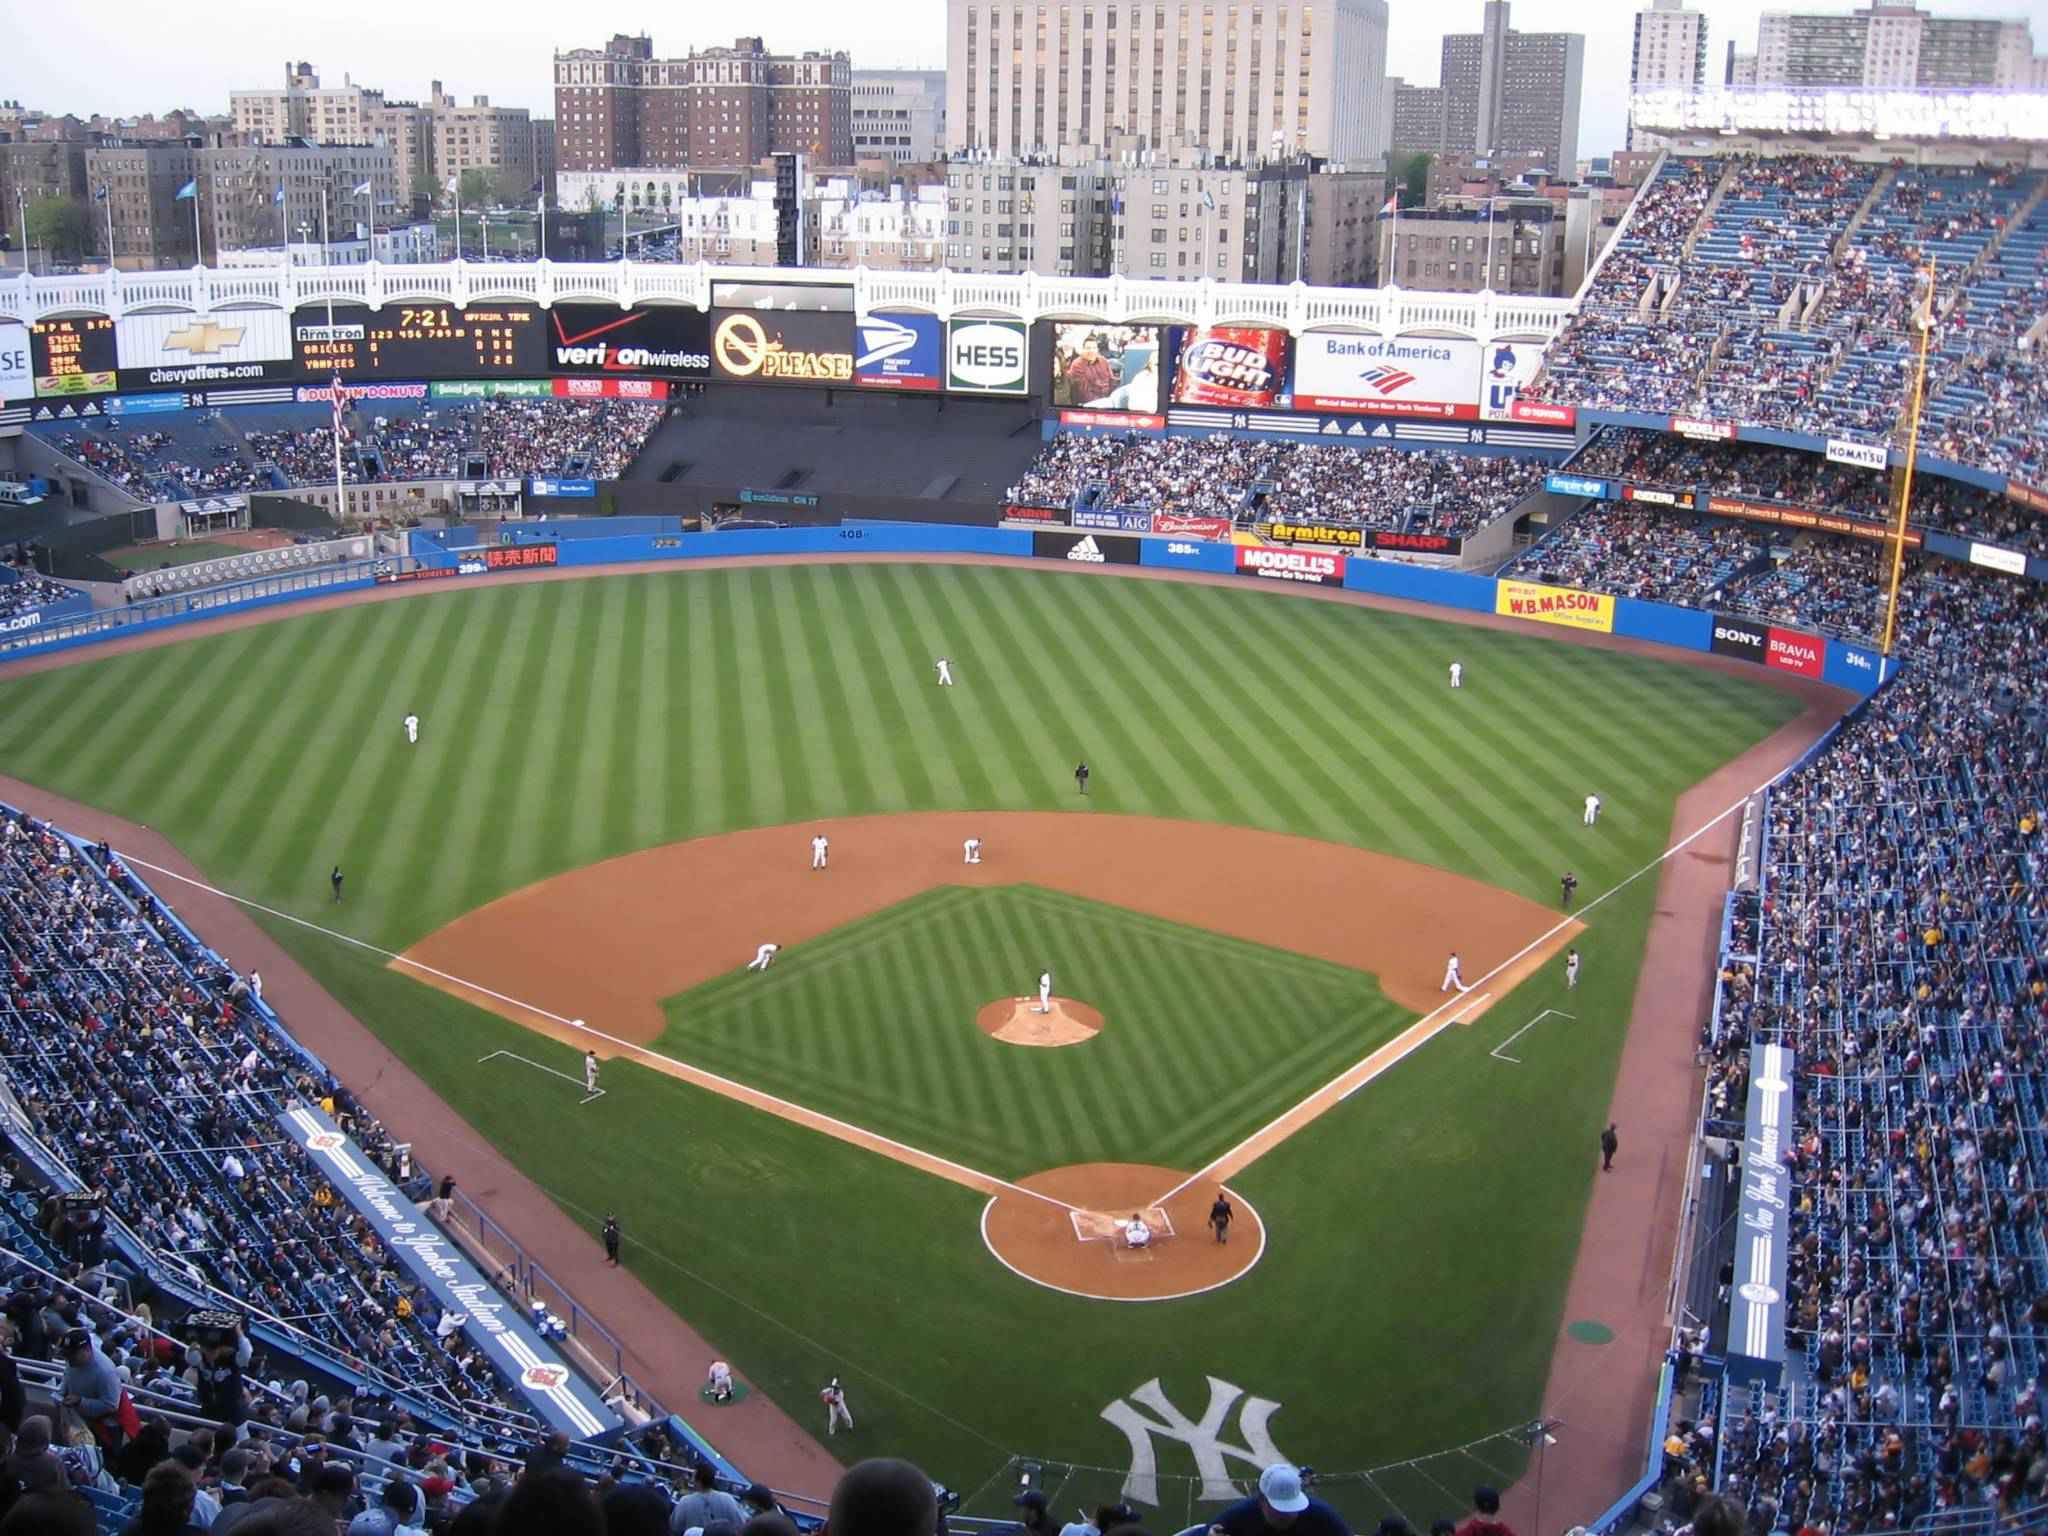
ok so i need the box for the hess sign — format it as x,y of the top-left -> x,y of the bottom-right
945,318 -> 1029,395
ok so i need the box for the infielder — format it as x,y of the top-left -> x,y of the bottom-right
963,837 -> 982,865
403,712 -> 419,745
1441,952 -> 1471,994
822,1378 -> 853,1435
935,657 -> 955,686
747,942 -> 780,971
584,1050 -> 600,1095
810,833 -> 830,870
1448,662 -> 1463,689
1583,793 -> 1602,826
1035,969 -> 1053,1014
1565,948 -> 1581,989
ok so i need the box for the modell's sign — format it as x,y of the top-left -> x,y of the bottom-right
1236,545 -> 1345,585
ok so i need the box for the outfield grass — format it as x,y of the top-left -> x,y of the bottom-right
104,540 -> 250,572
0,561 -> 1806,1515
665,884 -> 1412,1178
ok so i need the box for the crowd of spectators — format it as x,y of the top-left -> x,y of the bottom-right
1008,435 -> 1544,535
0,573 -> 79,624
1506,505 -> 1772,606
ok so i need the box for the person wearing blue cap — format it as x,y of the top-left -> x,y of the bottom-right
1209,1465 -> 1352,1536
1011,1489 -> 1055,1536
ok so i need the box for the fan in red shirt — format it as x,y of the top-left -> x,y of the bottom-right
1451,1486 -> 1515,1536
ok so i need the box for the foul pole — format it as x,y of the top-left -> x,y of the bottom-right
1880,262 -> 1937,657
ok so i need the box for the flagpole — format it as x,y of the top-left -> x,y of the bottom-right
538,194 -> 547,262
331,377 -> 347,532
100,187 -> 113,268
193,178 -> 203,267
321,184 -> 334,325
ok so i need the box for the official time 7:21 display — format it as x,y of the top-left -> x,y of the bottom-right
294,305 -> 546,378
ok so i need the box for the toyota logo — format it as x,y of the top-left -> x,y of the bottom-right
713,314 -> 772,376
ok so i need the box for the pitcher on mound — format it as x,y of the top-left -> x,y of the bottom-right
1036,969 -> 1053,1014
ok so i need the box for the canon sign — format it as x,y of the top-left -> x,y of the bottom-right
945,319 -> 1029,394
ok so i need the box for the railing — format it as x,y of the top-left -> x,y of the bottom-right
0,258 -> 1578,343
118,534 -> 377,600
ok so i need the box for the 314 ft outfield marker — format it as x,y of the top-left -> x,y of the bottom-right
479,1049 -> 607,1104
1491,1009 -> 1574,1065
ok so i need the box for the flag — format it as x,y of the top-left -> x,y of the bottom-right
1201,189 -> 1215,211
350,180 -> 372,197
330,375 -> 348,442
1380,193 -> 1398,214
1110,192 -> 1123,215
175,180 -> 197,200
93,186 -> 107,203
273,187 -> 286,205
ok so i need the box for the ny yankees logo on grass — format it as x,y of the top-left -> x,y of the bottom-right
1100,1377 -> 1289,1506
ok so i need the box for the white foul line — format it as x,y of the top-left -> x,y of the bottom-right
1147,769 -> 1789,1210
479,1049 -> 608,1103
1491,1009 -> 1575,1065
105,850 -> 1084,1216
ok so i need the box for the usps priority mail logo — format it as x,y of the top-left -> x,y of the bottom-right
856,315 -> 921,370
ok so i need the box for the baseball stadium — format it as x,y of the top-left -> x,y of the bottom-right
0,88 -> 2043,1536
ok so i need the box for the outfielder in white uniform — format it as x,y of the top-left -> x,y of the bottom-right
810,834 -> 829,870
1448,663 -> 1462,689
1583,794 -> 1601,826
403,713 -> 419,744
1441,953 -> 1470,994
822,1379 -> 853,1435
1036,970 -> 1053,1014
935,657 -> 954,686
584,1050 -> 600,1094
963,837 -> 982,865
747,942 -> 780,971
1565,948 -> 1581,989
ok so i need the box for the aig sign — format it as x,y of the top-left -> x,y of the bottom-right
946,318 -> 1030,395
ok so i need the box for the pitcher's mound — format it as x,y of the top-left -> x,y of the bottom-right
980,1162 -> 1265,1300
976,996 -> 1104,1047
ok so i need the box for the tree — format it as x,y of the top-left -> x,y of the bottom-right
456,167 -> 493,209
1399,153 -> 1431,209
25,196 -> 92,263
492,167 -> 532,210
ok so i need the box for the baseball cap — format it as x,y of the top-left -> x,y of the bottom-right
1258,1466 -> 1309,1514
1014,1492 -> 1049,1512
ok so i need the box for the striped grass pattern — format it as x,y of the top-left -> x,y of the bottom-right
665,884 -> 1410,1179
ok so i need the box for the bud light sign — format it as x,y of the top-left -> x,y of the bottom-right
1170,326 -> 1291,409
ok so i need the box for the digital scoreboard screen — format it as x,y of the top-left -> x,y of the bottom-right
31,316 -> 118,397
294,305 -> 545,378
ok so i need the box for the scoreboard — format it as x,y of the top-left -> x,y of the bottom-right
31,317 -> 118,398
295,305 -> 544,378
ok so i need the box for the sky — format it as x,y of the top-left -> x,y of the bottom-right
2,0 -> 2046,164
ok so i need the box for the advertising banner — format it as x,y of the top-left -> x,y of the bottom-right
32,317 -> 118,397
0,323 -> 28,403
1292,333 -> 1479,419
1621,484 -> 1694,508
1058,408 -> 1165,431
1969,541 -> 2028,575
1477,340 -> 1548,422
1764,626 -> 1823,677
945,318 -> 1030,395
114,309 -> 294,392
1704,495 -> 1918,547
1709,614 -> 1768,663
1495,578 -> 1616,633
552,376 -> 667,400
855,312 -> 943,391
1170,326 -> 1291,409
1032,530 -> 1140,565
1671,416 -> 1736,441
1372,528 -> 1462,556
710,308 -> 855,386
1825,437 -> 1889,472
1150,512 -> 1233,540
1236,545 -> 1346,586
1003,503 -> 1065,523
1508,398 -> 1576,428
432,379 -> 554,401
297,381 -> 428,405
103,394 -> 187,416
1074,508 -> 1154,533
277,1104 -> 616,1437
547,303 -> 711,379
1258,520 -> 1364,550
530,478 -> 598,498
1545,473 -> 1611,500
1728,1041 -> 1793,1387
1050,324 -> 1162,414
2007,480 -> 2048,516
484,543 -> 559,569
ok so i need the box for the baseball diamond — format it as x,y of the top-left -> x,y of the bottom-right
0,554 -> 1834,1532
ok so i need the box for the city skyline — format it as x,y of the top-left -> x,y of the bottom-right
3,0 -> 2045,167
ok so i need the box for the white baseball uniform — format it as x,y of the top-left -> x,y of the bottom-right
584,1052 -> 600,1093
1442,954 -> 1469,993
823,1383 -> 853,1434
1037,971 -> 1053,1014
1584,794 -> 1601,826
403,713 -> 419,744
935,658 -> 954,686
811,834 -> 829,870
1449,663 -> 1462,689
963,837 -> 981,864
1565,951 -> 1581,988
748,942 -> 780,971
1125,1217 -> 1152,1249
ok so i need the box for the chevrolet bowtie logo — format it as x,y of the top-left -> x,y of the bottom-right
163,320 -> 246,355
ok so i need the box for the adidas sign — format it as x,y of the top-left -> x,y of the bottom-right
1066,536 -> 1107,563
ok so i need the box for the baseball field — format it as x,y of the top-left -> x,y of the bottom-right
0,558 -> 1816,1525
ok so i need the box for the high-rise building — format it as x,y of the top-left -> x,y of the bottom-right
852,71 -> 947,164
943,0 -> 1390,166
1379,194 -> 1567,296
532,120 -> 557,203
1629,0 -> 1707,151
428,87 -> 534,199
1389,80 -> 1447,161
1438,3 -> 1583,176
1749,5 -> 2038,89
552,34 -> 852,173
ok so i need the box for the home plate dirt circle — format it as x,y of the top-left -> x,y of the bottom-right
980,1161 -> 1265,1301
976,996 -> 1104,1047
